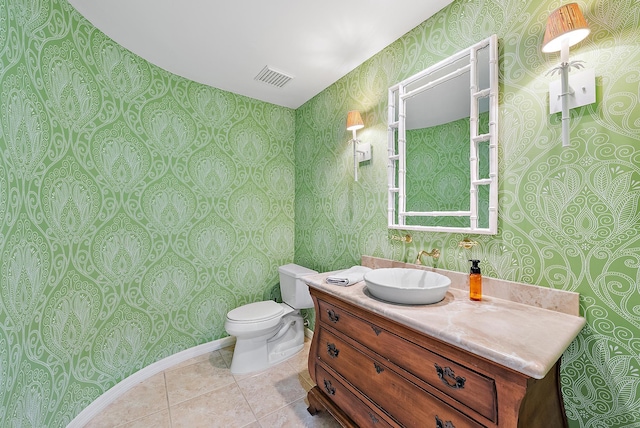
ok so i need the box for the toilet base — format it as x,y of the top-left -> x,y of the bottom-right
229,312 -> 305,375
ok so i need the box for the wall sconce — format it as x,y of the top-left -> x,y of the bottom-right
542,3 -> 595,147
346,110 -> 371,181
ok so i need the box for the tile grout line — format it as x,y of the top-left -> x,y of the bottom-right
221,348 -> 262,426
109,373 -> 173,428
222,349 -> 262,426
163,371 -> 174,428
235,373 -> 262,426
243,356 -> 312,424
164,349 -> 239,410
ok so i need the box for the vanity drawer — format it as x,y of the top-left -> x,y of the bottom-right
315,364 -> 396,428
318,299 -> 496,422
318,328 -> 485,428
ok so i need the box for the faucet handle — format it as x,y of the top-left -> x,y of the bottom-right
391,234 -> 412,243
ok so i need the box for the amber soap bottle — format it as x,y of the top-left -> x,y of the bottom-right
469,259 -> 482,301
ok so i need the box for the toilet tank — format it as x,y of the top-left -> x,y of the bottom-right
279,263 -> 317,309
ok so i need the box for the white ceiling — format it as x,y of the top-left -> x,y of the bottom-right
67,0 -> 454,109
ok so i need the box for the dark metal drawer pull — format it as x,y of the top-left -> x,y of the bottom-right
374,362 -> 384,374
327,309 -> 340,323
327,343 -> 340,358
436,415 -> 455,428
435,363 -> 466,389
371,325 -> 382,336
369,412 -> 379,424
323,379 -> 335,396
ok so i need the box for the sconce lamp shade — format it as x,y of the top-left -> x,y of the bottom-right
346,111 -> 364,131
542,3 -> 590,53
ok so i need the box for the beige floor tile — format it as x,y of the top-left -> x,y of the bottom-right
85,373 -> 168,428
287,340 -> 311,367
300,370 -> 314,389
231,360 -> 283,383
165,351 -> 236,405
258,398 -> 341,428
232,369 -> 261,382
117,409 -> 171,428
170,383 -> 257,428
286,340 -> 311,373
167,349 -> 226,372
286,346 -> 314,387
84,337 -> 327,427
219,345 -> 235,368
237,360 -> 309,419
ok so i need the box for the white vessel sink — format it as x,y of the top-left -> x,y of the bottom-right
363,268 -> 451,305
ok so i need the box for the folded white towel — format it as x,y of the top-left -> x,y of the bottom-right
326,266 -> 372,286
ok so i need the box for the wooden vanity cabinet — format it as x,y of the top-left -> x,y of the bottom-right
306,288 -> 569,428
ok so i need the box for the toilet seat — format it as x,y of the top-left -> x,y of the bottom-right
227,300 -> 284,324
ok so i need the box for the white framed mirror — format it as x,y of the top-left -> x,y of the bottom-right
387,34 -> 498,234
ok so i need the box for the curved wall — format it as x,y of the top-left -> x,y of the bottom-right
0,0 -> 294,425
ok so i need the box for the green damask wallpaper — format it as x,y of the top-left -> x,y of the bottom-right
0,0 -> 295,425
404,112 -> 490,228
295,0 -> 639,427
406,119 -> 470,228
1,0 -> 638,426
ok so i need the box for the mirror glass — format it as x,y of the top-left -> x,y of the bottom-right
387,35 -> 498,234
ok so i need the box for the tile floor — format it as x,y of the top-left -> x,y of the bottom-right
85,339 -> 340,427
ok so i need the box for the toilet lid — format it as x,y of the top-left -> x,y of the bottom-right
227,301 -> 284,323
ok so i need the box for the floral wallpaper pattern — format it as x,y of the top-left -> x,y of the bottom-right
404,113 -> 490,228
0,0 -> 638,426
0,0 -> 294,425
295,0 -> 639,427
406,119 -> 471,228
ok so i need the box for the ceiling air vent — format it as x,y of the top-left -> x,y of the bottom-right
254,66 -> 293,88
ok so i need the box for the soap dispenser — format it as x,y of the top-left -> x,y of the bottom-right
469,259 -> 482,301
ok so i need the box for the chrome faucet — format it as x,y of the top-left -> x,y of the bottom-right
415,249 -> 440,265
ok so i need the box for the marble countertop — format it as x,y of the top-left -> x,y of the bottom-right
305,270 -> 586,380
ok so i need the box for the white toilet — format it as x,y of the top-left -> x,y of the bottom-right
225,263 -> 317,374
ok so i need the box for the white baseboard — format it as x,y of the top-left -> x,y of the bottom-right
68,336 -> 236,428
305,326 -> 314,340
